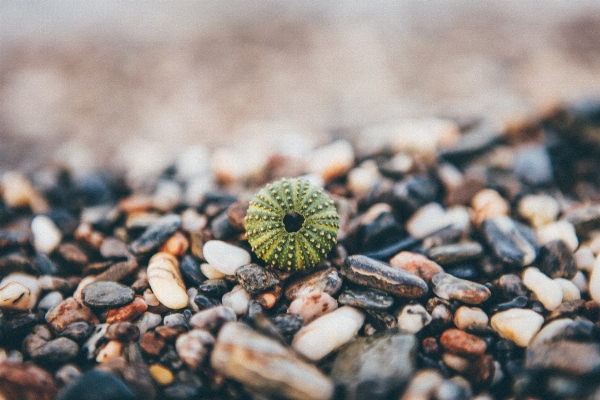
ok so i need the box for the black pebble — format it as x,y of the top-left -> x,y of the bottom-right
58,370 -> 137,400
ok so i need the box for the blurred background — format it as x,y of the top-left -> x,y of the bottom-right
2,1 -> 600,177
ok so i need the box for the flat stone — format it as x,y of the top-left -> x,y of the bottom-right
211,321 -> 334,400
129,213 -> 182,255
197,278 -> 228,298
292,306 -> 365,361
440,328 -> 487,358
342,255 -> 428,298
389,251 -> 444,284
46,297 -> 99,333
29,337 -> 79,363
0,361 -> 57,400
490,308 -> 544,347
95,259 -> 138,283
235,263 -> 280,295
331,332 -> 417,400
337,288 -> 394,311
522,267 -> 563,311
82,281 -> 135,308
481,216 -> 539,267
147,252 -> 188,309
427,242 -> 483,265
284,267 -> 343,300
431,273 -> 491,305
202,240 -> 251,276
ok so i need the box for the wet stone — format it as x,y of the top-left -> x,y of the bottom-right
30,337 -> 79,364
432,273 -> 491,305
58,322 -> 94,343
337,288 -> 394,311
0,361 -> 57,400
57,370 -> 136,400
235,263 -> 280,295
197,278 -> 228,298
331,332 -> 417,400
537,239 -> 577,279
389,251 -> 444,284
427,242 -> 483,265
440,328 -> 487,358
46,297 -> 99,333
284,266 -> 343,300
106,295 -> 148,323
179,255 -> 204,287
481,216 -> 539,267
342,255 -> 428,298
82,281 -> 135,308
211,321 -> 334,400
129,213 -> 182,255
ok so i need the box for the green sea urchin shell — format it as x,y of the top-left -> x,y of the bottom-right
244,178 -> 339,271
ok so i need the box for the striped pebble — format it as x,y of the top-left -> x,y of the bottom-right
147,252 -> 189,309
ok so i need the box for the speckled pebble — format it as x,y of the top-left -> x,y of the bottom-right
522,267 -> 563,311
129,213 -> 182,255
288,291 -> 338,325
189,305 -> 236,332
147,252 -> 189,309
46,297 -> 99,333
537,239 -> 577,279
337,288 -> 394,311
235,263 -> 280,295
202,240 -> 251,275
490,308 -> 544,347
397,303 -> 432,334
284,266 -> 343,300
0,281 -> 31,311
432,273 -> 491,305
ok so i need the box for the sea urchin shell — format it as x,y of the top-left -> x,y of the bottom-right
244,178 -> 339,271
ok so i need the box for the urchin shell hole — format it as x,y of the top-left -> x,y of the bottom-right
283,212 -> 305,233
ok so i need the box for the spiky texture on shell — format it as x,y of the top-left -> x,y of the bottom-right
244,178 -> 339,271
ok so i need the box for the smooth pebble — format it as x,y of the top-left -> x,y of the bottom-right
202,240 -> 251,275
287,292 -> 338,325
221,285 -> 251,316
431,273 -> 491,304
397,303 -> 432,334
522,267 -> 563,311
200,263 -> 225,279
517,194 -> 560,228
176,329 -> 215,370
0,281 -> 31,311
490,308 -> 544,347
31,215 -> 62,254
453,306 -> 489,330
554,278 -> 581,302
147,252 -> 189,309
537,220 -> 578,252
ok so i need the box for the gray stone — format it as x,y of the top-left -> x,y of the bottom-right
432,273 -> 491,305
129,213 -> 182,255
30,337 -> 79,363
331,332 -> 417,400
428,242 -> 483,265
481,216 -> 539,267
338,288 -> 394,311
81,281 -> 135,308
235,263 -> 280,295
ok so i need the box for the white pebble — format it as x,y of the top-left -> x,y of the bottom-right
292,306 -> 365,361
442,353 -> 469,373
306,140 -> 355,183
529,318 -> 573,347
287,292 -> 338,325
1,172 -> 48,213
389,118 -> 460,153
453,306 -> 489,330
200,263 -> 226,279
471,189 -> 510,226
490,309 -> 544,347
571,271 -> 588,294
0,282 -> 31,311
147,252 -> 189,309
202,240 -> 251,275
397,303 -> 432,334
143,288 -> 161,307
522,267 -> 563,311
554,278 -> 581,302
31,215 -> 62,254
347,161 -> 380,197
574,246 -> 595,272
536,220 -> 578,251
1,273 -> 40,310
222,285 -> 251,316
135,312 -> 162,335
517,194 -> 560,228
406,203 -> 470,239
588,256 -> 600,304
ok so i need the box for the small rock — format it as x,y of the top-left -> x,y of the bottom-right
306,140 -> 355,183
287,292 -> 338,325
58,322 -> 94,343
493,273 -> 528,301
96,340 -> 123,363
33,252 -> 58,275
57,243 -> 89,266
513,144 -> 553,185
431,273 -> 491,305
81,324 -> 108,360
537,221 -> 579,252
135,312 -> 162,335
139,331 -> 166,356
397,303 -> 432,334
565,204 -> 600,237
31,215 -> 62,254
99,238 -> 130,259
46,297 -> 99,333
453,306 -> 489,330
179,255 -> 204,287
38,291 -> 64,312
490,308 -> 544,347
159,231 -> 189,257
536,240 -> 577,279
149,363 -> 174,386
1,172 -> 49,213
440,328 -> 487,358
427,242 -> 483,265
197,278 -> 228,298
129,214 -> 182,255
347,161 -> 381,197
82,281 -> 135,308
271,314 -> 304,337
337,288 -> 394,311
212,321 -> 334,400
189,305 -> 236,332
442,353 -> 469,373
554,278 -> 581,302
292,306 -> 365,361
517,194 -> 560,228
406,203 -> 470,239
57,370 -> 136,400
175,329 -> 215,370
331,332 -> 417,400
389,251 -> 444,284
202,240 -> 251,275
0,361 -> 57,400
235,263 -> 280,295
574,246 -> 595,272
589,256 -> 600,304
30,337 -> 79,363
342,255 -> 428,298
106,296 -> 148,323
1,273 -> 40,310
222,285 -> 251,316
105,322 -> 140,342
284,267 -> 343,300
0,281 -> 31,311
147,252 -> 188,309
55,364 -> 81,387
255,285 -> 283,309
481,216 -> 539,267
400,369 -> 444,400
199,263 -> 225,279
471,189 -> 510,226
522,267 -> 563,311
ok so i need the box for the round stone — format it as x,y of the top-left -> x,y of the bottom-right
202,240 -> 251,275
490,309 -> 544,347
81,281 -> 135,308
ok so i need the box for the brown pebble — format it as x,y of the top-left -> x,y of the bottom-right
226,200 -> 250,230
95,259 -> 138,283
159,231 -> 189,257
99,237 -> 130,259
139,331 -> 166,356
389,251 -> 444,284
465,354 -> 495,387
96,340 -> 123,363
74,223 -> 105,249
58,243 -> 89,266
584,300 -> 600,322
0,361 -> 57,400
155,325 -> 187,341
440,328 -> 487,358
422,337 -> 440,356
118,194 -> 154,213
105,322 -> 140,342
45,297 -> 99,333
106,296 -> 148,324
256,285 -> 283,309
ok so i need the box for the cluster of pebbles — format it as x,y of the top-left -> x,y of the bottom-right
3,102 -> 600,400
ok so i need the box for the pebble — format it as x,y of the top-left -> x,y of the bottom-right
58,243 -> 89,266
202,240 -> 251,275
431,273 -> 491,304
347,161 -> 381,197
588,256 -> 600,304
442,353 -> 470,372
453,306 -> 489,330
0,281 -> 31,311
554,279 -> 581,303
517,194 -> 560,228
197,278 -> 228,298
179,255 -> 204,287
440,328 -> 487,358
139,331 -> 166,356
287,292 -> 338,325
399,369 -> 444,400
81,324 -> 108,360
537,220 -> 579,252
342,255 -> 428,298
96,340 -> 123,363
471,189 -> 510,226
1,273 -> 40,310
135,312 -> 162,335
574,246 -> 595,272
331,332 -> 417,400
221,284 -> 251,315
99,237 -> 129,259
397,303 -> 432,334
284,267 -> 343,300
388,118 -> 460,154
105,322 -> 140,342
212,321 -> 334,400
37,291 -> 64,312
292,306 -> 365,361
306,139 -> 355,183
30,337 -> 79,363
55,364 -> 82,387
1,172 -> 48,213
490,308 -> 544,347
81,281 -> 135,308
33,252 -> 58,275
95,259 -> 138,283
427,242 -> 483,265
565,204 -> 600,236
536,239 -> 577,279
175,329 -> 215,370
106,295 -> 148,323
147,252 -> 188,309
0,360 -> 57,400
389,251 -> 444,284
57,370 -> 136,400
522,267 -> 563,311
199,263 -> 225,279
481,216 -> 539,267
45,297 -> 99,333
189,305 -> 236,332
513,144 -> 553,185
149,363 -> 174,386
129,213 -> 182,255
255,285 -> 282,309
31,215 -> 62,254
406,203 -> 470,239
235,263 -> 280,295
337,288 -> 394,311
160,231 -> 189,256
58,322 -> 94,343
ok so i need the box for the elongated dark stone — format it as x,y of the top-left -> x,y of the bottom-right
481,216 -> 539,267
129,214 -> 182,255
337,288 -> 394,311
